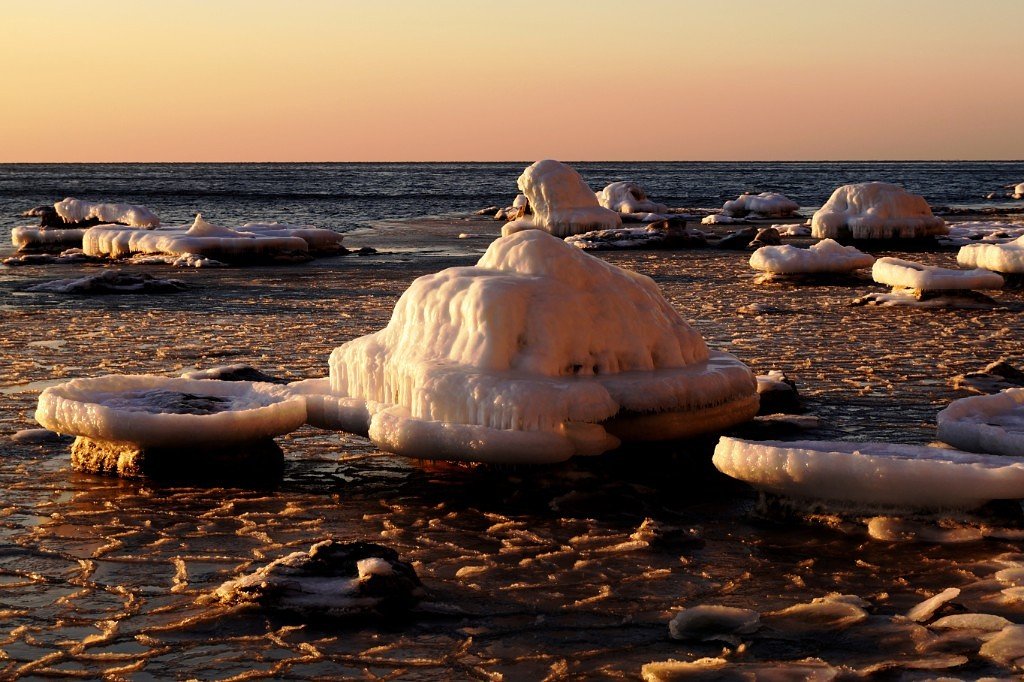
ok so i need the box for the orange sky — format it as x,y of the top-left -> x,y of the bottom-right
2,1 -> 1021,161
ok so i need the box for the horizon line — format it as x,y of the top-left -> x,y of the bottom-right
1,159 -> 1023,165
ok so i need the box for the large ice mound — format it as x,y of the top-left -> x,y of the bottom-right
55,198 -> 160,228
596,181 -> 669,215
502,160 -> 622,238
937,389 -> 1024,457
325,231 -> 758,463
713,437 -> 1024,510
749,239 -> 874,275
35,375 -> 305,448
958,236 -> 1024,274
811,182 -> 947,240
722,192 -> 799,218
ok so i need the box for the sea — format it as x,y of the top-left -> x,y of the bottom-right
1,162 -> 1024,679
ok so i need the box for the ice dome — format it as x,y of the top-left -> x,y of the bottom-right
713,437 -> 1024,510
596,181 -> 669,215
937,389 -> 1024,457
957,236 -> 1024,274
502,160 -> 622,238
811,182 -> 947,240
325,230 -> 758,463
722,192 -> 799,218
749,239 -> 874,275
55,198 -> 160,228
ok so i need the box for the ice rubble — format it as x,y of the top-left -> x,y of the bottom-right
319,230 -> 757,463
811,182 -> 947,240
937,389 -> 1024,457
83,214 -> 344,261
721,191 -> 800,218
501,160 -> 622,238
713,437 -> 1024,510
55,198 -> 160,228
871,257 -> 1004,292
940,221 -> 1024,247
749,239 -> 875,276
595,181 -> 669,215
958,235 -> 1024,274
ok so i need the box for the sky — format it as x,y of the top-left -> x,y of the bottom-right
1,0 -> 1021,162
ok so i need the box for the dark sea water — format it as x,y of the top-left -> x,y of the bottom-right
1,161 -> 1022,234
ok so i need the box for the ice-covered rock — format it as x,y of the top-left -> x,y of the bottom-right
668,605 -> 760,641
701,213 -> 747,226
1013,182 -> 1024,200
958,235 -> 1024,274
756,371 -> 800,415
713,437 -> 1024,510
11,226 -> 91,252
722,191 -> 800,218
811,182 -> 947,240
937,389 -> 1024,457
212,540 -> 422,617
322,230 -> 758,463
773,222 -> 812,237
564,218 -> 705,251
502,160 -> 622,238
871,257 -> 1004,292
55,198 -> 160,228
749,239 -> 875,276
181,364 -> 288,384
2,248 -> 92,266
25,270 -> 187,295
596,181 -> 669,215
940,221 -> 1024,247
952,359 -> 1024,395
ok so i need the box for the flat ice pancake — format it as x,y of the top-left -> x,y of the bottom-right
871,257 -> 1004,291
749,239 -> 874,275
502,160 -> 621,237
713,437 -> 1024,510
811,182 -> 947,240
957,236 -> 1024,274
35,375 -> 306,448
937,389 -> 1024,457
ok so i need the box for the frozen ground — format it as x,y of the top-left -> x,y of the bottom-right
2,216 -> 1024,678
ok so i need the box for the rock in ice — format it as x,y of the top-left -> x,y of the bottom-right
713,437 -> 1024,510
811,182 -> 947,240
958,235 -> 1024,275
595,181 -> 669,215
323,230 -> 758,463
722,192 -> 800,218
937,389 -> 1024,457
502,160 -> 622,238
749,239 -> 875,276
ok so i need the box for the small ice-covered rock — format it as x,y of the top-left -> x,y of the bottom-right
668,605 -> 760,641
322,231 -> 758,463
906,587 -> 961,622
952,359 -> 1024,395
713,437 -> 1024,510
1013,182 -> 1024,200
501,160 -> 621,238
937,389 -> 1024,457
772,222 -> 812,237
3,248 -> 92,266
25,270 -> 187,295
596,181 -> 669,215
212,540 -> 422,617
564,218 -> 706,251
474,206 -> 500,216
811,182 -> 947,240
852,291 -> 998,309
756,371 -> 800,415
958,235 -> 1024,274
55,198 -> 160,228
722,192 -> 800,218
748,227 -> 781,248
181,364 -> 288,384
750,239 -> 875,275
701,213 -> 746,226
11,226 -> 91,252
871,257 -> 1004,292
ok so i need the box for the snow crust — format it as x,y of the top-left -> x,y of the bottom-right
55,198 -> 160,227
811,182 -> 947,240
957,236 -> 1024,274
11,227 -> 89,251
325,231 -> 757,463
713,437 -> 1024,510
596,181 -> 668,215
937,389 -> 1024,457
722,192 -> 799,218
749,239 -> 874,275
35,375 -> 305,448
871,257 -> 1004,291
502,160 -> 622,238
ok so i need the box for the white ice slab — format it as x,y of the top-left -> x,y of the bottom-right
937,389 -> 1024,457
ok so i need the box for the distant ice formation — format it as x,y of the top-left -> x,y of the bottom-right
722,192 -> 800,218
502,160 -> 622,237
596,181 -> 669,215
320,230 -> 757,463
958,235 -> 1024,274
811,182 -> 947,240
55,198 -> 160,228
713,437 -> 1024,510
749,239 -> 874,275
937,389 -> 1024,457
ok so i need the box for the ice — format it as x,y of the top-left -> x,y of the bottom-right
11,226 -> 90,251
906,587 -> 961,622
641,657 -> 838,681
764,593 -> 869,630
286,377 -> 371,434
957,235 -> 1024,274
324,231 -> 758,463
55,198 -> 160,228
722,192 -> 800,218
35,375 -> 306,448
772,222 -> 812,237
940,221 -> 1024,247
871,257 -> 1004,291
811,182 -> 947,240
930,613 -> 1012,632
937,389 -> 1024,457
596,181 -> 668,215
668,605 -> 760,641
564,219 -> 706,251
501,160 -> 622,238
979,624 -> 1024,666
701,213 -> 747,225
749,239 -> 874,275
25,270 -> 187,294
713,437 -> 1024,510
1014,182 -> 1024,199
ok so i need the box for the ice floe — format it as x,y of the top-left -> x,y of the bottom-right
958,235 -> 1024,275
641,657 -> 838,681
25,270 -> 187,295
749,239 -> 875,276
906,587 -> 961,622
502,160 -> 622,238
668,605 -> 760,642
595,181 -> 668,215
811,182 -> 947,240
713,437 -> 1024,510
871,257 -> 1004,292
319,230 -> 757,463
937,389 -> 1024,457
721,191 -> 800,218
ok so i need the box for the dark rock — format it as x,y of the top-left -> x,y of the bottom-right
182,364 -> 289,384
757,371 -> 801,414
354,247 -> 377,256
474,206 -> 500,216
716,227 -> 758,250
952,359 -> 1024,395
70,435 -> 284,479
21,205 -> 53,218
749,227 -> 782,248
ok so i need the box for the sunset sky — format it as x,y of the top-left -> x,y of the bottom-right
2,1 -> 1021,162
